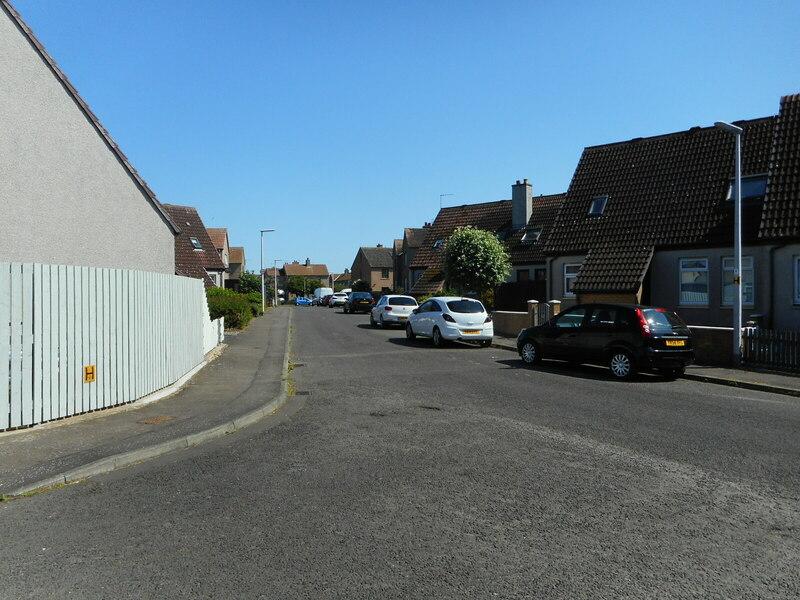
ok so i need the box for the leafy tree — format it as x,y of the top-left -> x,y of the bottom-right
238,270 -> 263,295
351,279 -> 371,292
286,277 -> 323,297
443,226 -> 510,299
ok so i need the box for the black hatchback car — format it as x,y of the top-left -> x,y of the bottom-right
343,292 -> 375,314
516,303 -> 694,379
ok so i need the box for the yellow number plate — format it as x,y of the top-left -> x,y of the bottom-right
666,339 -> 685,347
463,330 -> 481,335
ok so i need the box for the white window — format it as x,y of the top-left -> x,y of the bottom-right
679,258 -> 708,305
795,257 -> 800,305
564,264 -> 580,297
588,195 -> 608,216
189,237 -> 203,250
722,256 -> 754,306
433,238 -> 444,249
725,174 -> 767,202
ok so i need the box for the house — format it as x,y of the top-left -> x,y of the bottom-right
0,0 -> 178,272
282,259 -> 330,298
394,227 -> 428,293
207,228 -> 231,286
329,269 -> 352,290
350,246 -> 394,294
226,246 -> 246,291
544,94 -> 800,331
161,204 -> 226,289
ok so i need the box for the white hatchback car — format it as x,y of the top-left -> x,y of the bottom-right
406,296 -> 493,347
370,295 -> 418,328
328,292 -> 348,308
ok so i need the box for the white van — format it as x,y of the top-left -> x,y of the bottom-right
313,287 -> 333,305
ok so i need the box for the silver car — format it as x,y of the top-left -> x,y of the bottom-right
370,295 -> 418,328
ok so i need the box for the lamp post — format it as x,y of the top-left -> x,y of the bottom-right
260,228 -> 275,312
273,259 -> 282,307
715,120 -> 743,364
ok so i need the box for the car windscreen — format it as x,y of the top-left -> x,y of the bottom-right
446,300 -> 484,313
642,308 -> 685,331
389,297 -> 416,306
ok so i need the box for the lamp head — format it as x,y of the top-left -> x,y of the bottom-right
714,121 -> 743,134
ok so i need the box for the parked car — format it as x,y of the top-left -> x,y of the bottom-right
328,292 -> 348,308
516,303 -> 694,379
312,287 -> 333,306
344,292 -> 375,314
295,296 -> 312,306
406,297 -> 493,347
320,294 -> 333,307
370,295 -> 418,328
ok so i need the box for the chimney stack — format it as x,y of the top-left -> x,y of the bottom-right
512,178 -> 533,229
305,257 -> 311,266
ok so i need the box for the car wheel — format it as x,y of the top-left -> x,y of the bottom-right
369,313 -> 376,327
659,366 -> 685,379
479,339 -> 491,347
519,340 -> 541,365
406,323 -> 416,340
432,327 -> 445,347
609,350 -> 637,380
379,315 -> 387,329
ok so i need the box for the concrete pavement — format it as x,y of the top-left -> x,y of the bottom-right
0,307 -> 293,498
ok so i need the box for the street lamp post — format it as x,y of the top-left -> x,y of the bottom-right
715,120 -> 743,364
260,228 -> 275,312
273,259 -> 282,307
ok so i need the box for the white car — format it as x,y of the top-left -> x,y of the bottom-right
370,295 -> 418,328
328,292 -> 348,308
405,296 -> 493,347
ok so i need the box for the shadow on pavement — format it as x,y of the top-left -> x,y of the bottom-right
494,358 -> 675,383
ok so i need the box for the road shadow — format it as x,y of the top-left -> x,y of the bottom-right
495,358 -> 673,383
387,337 -> 491,351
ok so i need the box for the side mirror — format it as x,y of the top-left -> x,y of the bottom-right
412,308 -> 419,314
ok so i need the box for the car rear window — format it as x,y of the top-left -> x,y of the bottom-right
642,308 -> 685,331
446,299 -> 484,313
389,297 -> 416,306
351,292 -> 372,299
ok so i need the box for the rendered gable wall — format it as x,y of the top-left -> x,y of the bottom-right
0,5 -> 174,273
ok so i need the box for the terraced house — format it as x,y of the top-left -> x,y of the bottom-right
545,94 -> 800,331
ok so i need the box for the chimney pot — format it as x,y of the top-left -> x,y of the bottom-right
516,180 -> 521,185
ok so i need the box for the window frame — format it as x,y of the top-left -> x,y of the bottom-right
794,257 -> 800,305
521,227 -> 542,243
679,258 -> 709,306
189,236 -> 203,250
721,256 -> 754,307
381,268 -> 390,279
725,173 -> 768,202
563,263 -> 580,297
588,195 -> 608,217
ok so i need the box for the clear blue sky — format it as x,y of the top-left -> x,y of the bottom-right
12,0 -> 800,274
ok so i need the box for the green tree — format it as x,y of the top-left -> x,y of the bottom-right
443,226 -> 511,299
351,279 -> 371,292
238,270 -> 263,295
286,277 -> 323,297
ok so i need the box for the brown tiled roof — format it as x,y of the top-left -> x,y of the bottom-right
207,228 -> 228,251
161,204 -> 225,289
283,263 -> 329,277
409,268 -> 445,296
410,200 -> 512,270
506,193 -> 565,264
404,227 -> 427,249
393,239 -> 403,254
761,94 -> 800,238
229,246 -> 244,264
545,116 -> 777,293
1,0 -> 179,236
359,247 -> 394,268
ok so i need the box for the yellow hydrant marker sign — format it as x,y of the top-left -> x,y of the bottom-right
84,365 -> 96,383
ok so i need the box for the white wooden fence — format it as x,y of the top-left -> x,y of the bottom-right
1,263 -> 223,431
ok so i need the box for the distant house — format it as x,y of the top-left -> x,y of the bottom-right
226,246 -> 246,291
394,227 -> 428,293
544,94 -> 800,331
161,204 -> 226,289
329,269 -> 352,290
351,246 -> 394,293
207,228 -> 231,286
0,0 -> 177,272
282,259 -> 329,298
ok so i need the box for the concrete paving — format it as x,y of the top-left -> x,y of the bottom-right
491,333 -> 800,397
0,307 -> 292,497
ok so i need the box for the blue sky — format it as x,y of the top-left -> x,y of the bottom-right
12,0 -> 800,274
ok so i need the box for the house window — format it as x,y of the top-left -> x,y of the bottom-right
433,238 -> 444,249
521,227 -> 542,243
517,269 -> 530,282
564,264 -> 580,297
189,237 -> 203,250
794,257 -> 800,305
722,256 -> 754,306
381,268 -> 389,279
726,174 -> 767,202
588,195 -> 608,217
534,268 -> 546,281
679,258 -> 708,305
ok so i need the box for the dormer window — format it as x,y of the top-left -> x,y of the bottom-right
433,238 -> 444,249
521,227 -> 542,243
189,237 -> 203,250
725,174 -> 767,202
588,195 -> 608,217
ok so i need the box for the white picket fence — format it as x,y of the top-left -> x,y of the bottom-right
1,263 -> 224,431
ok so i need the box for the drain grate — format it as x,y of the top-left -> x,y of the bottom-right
137,416 -> 175,425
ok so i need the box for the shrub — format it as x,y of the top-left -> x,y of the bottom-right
207,288 -> 254,329
245,292 -> 264,316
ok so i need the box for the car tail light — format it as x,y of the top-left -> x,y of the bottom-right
384,306 -> 393,311
635,308 -> 652,338
442,314 -> 455,323
484,315 -> 493,323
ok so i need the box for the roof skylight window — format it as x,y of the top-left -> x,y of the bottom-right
189,237 -> 203,250
433,238 -> 444,249
726,174 -> 767,202
588,195 -> 608,216
521,227 -> 542,243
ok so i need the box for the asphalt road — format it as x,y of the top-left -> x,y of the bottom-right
1,306 -> 798,599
